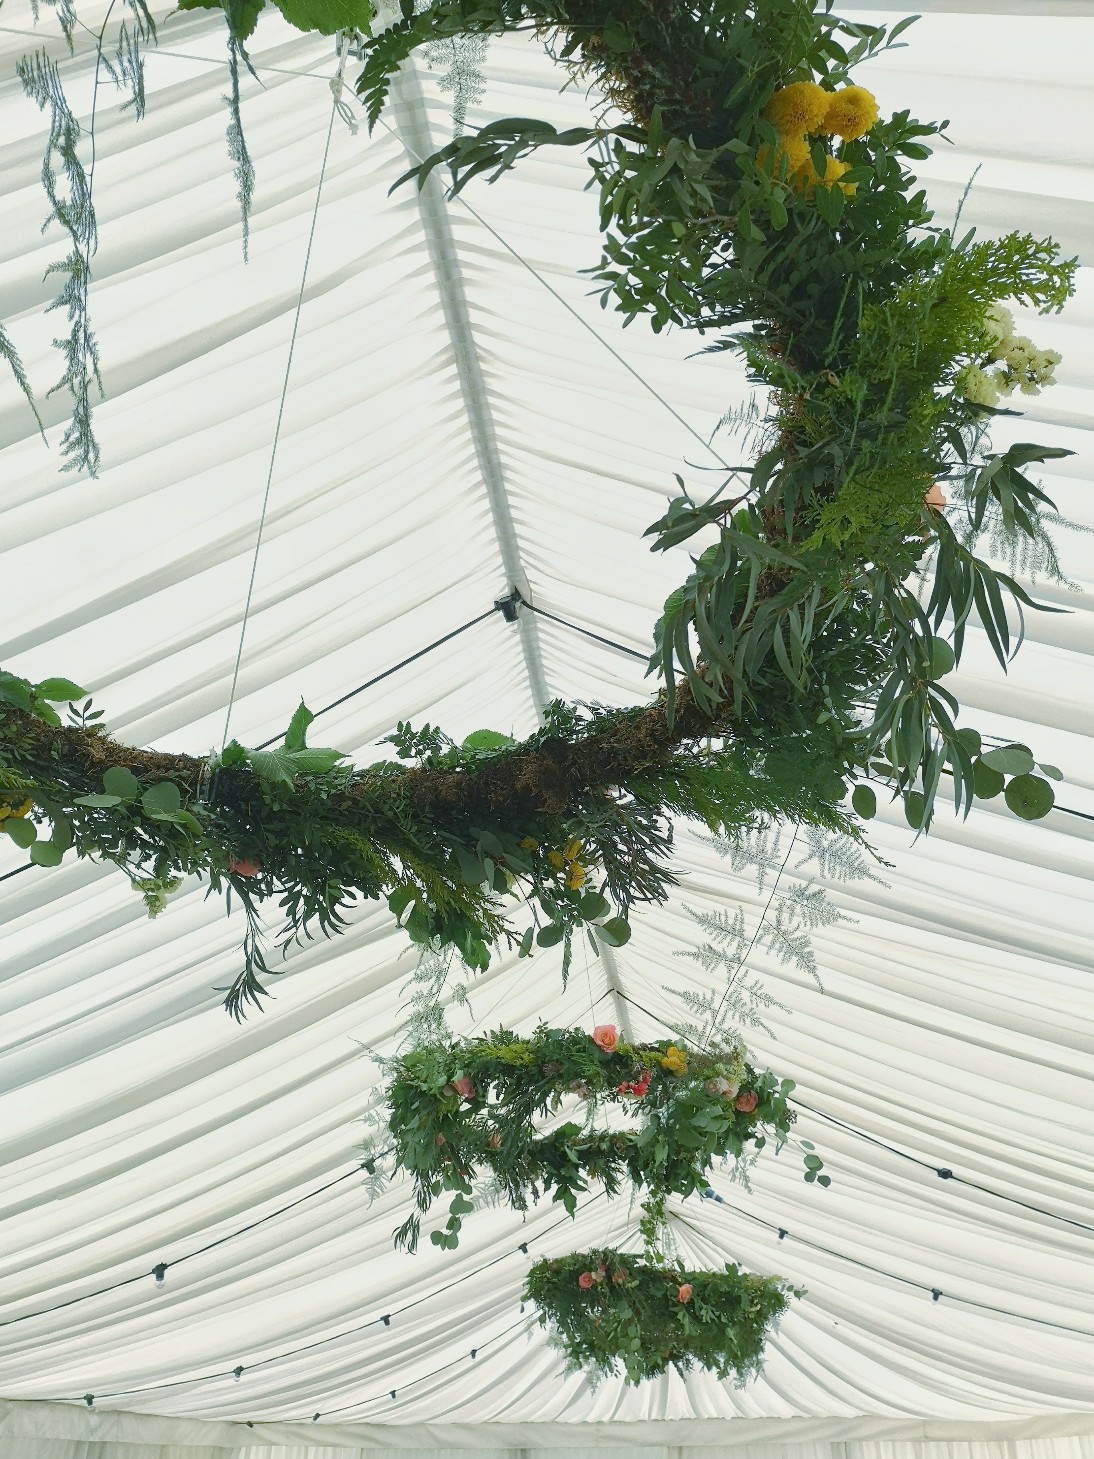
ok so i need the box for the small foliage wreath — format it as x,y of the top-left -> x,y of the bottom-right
387,1024 -> 806,1251
523,1248 -> 796,1384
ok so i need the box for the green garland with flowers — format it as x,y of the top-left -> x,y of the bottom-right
386,1023 -> 809,1252
1,0 -> 1078,1014
523,1248 -> 795,1384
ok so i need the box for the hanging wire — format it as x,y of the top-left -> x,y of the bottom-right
220,95 -> 340,753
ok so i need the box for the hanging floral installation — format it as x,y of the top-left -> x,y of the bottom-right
0,0 -> 1074,1014
3,0 -> 1078,1390
523,1249 -> 795,1385
386,1022 -> 807,1252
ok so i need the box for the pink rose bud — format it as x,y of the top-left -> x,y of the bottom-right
677,1283 -> 694,1303
735,1090 -> 759,1113
488,1131 -> 502,1149
435,1134 -> 446,1146
592,1024 -> 619,1053
578,1271 -> 596,1290
452,1075 -> 477,1100
228,856 -> 260,878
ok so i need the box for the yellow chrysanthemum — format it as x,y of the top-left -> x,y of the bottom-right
547,850 -> 566,870
801,155 -> 856,197
756,132 -> 812,180
0,798 -> 32,823
659,1045 -> 689,1075
519,836 -> 539,851
819,85 -> 879,141
566,862 -> 587,890
563,838 -> 582,861
764,81 -> 830,136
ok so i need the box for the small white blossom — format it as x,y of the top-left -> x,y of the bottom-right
957,364 -> 1001,409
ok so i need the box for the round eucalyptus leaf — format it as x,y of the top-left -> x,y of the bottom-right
537,922 -> 565,948
851,784 -> 876,819
103,766 -> 141,801
142,781 -> 182,815
981,744 -> 1034,777
1003,774 -> 1054,821
595,917 -> 631,947
4,816 -> 37,847
903,790 -> 927,830
1037,763 -> 1063,782
30,840 -> 64,867
972,759 -> 1004,800
955,727 -> 982,758
928,639 -> 955,679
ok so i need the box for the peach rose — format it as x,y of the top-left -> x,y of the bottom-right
228,856 -> 261,877
578,1271 -> 596,1290
735,1090 -> 759,1113
452,1075 -> 476,1100
677,1283 -> 694,1303
592,1024 -> 619,1053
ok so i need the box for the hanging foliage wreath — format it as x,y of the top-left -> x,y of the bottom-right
523,1248 -> 795,1384
1,0 -> 1077,1012
386,1024 -> 808,1251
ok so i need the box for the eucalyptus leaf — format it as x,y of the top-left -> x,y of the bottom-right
103,766 -> 140,801
3,816 -> 37,847
980,744 -> 1034,777
1003,773 -> 1054,821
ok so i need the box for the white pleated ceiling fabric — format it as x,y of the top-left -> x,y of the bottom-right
0,0 -> 1093,1449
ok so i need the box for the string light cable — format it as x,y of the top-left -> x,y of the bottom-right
52,1194 -> 604,1408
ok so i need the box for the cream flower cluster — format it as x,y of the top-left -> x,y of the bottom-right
956,302 -> 1062,409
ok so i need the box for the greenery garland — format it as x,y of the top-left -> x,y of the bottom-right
1,0 -> 1077,1011
386,1024 -> 809,1252
523,1248 -> 795,1384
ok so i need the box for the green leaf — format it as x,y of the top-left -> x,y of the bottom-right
34,677 -> 86,702
220,740 -> 248,768
803,1154 -> 823,1170
284,700 -> 314,753
972,759 -> 1005,800
851,785 -> 876,819
388,886 -> 416,923
1037,763 -> 1063,782
578,891 -> 611,921
981,744 -> 1034,777
103,767 -> 140,801
928,640 -> 955,679
269,0 -> 374,35
903,790 -> 927,830
595,917 -> 632,947
247,746 -> 344,784
177,0 -> 264,39
142,781 -> 182,815
0,676 -> 33,712
956,728 -> 982,758
518,925 -> 535,957
4,817 -> 37,847
73,793 -> 124,808
461,730 -> 515,753
1004,774 -> 1054,821
537,921 -> 565,948
449,1194 -> 475,1215
454,844 -> 487,886
30,840 -> 63,866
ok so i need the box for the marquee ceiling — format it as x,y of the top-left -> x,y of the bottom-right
0,0 -> 1092,1440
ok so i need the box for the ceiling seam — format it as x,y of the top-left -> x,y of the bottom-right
383,53 -> 633,1036
383,56 -> 550,724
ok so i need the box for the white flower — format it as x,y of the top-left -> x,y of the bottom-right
956,364 -> 1001,409
984,301 -> 1014,347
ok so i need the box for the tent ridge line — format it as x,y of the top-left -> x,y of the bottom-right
383,50 -> 551,723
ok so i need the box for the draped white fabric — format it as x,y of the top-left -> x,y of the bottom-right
1,0 -> 1092,1452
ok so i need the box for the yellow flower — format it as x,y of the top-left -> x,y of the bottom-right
801,154 -> 856,197
519,836 -> 539,851
764,81 -> 830,136
756,132 -> 812,180
563,838 -> 582,862
566,861 -> 587,890
547,850 -> 566,870
659,1045 -> 689,1075
819,85 -> 879,141
0,798 -> 32,823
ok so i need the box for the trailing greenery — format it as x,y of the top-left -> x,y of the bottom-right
386,1023 -> 806,1253
524,1247 -> 795,1384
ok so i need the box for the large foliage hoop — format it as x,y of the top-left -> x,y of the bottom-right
523,1248 -> 795,1384
387,1024 -> 805,1251
1,0 -> 1076,1014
